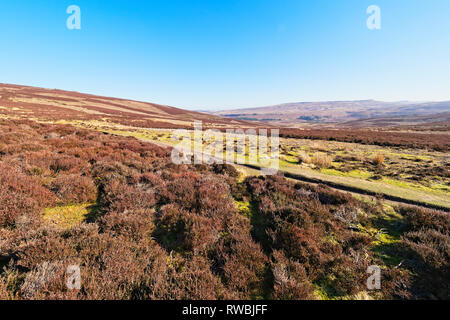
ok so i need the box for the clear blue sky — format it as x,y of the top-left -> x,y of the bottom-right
1,0 -> 449,110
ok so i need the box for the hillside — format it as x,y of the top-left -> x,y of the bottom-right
337,112 -> 450,130
0,83 -> 448,300
214,100 -> 450,127
0,84 -> 256,129
1,118 -> 448,300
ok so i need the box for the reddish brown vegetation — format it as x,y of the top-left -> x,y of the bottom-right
0,118 -> 448,300
0,84 -> 254,130
396,207 -> 450,299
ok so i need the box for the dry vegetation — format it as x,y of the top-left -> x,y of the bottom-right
373,153 -> 385,167
0,119 -> 448,300
279,128 -> 449,152
278,135 -> 449,206
0,84 -> 255,130
311,153 -> 333,169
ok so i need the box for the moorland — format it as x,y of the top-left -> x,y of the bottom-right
0,84 -> 448,300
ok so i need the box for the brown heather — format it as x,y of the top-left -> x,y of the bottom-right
0,119 -> 448,300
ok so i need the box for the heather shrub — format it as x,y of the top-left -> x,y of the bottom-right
212,164 -> 240,178
399,206 -> 449,234
159,255 -> 228,300
49,174 -> 97,205
98,209 -> 156,241
91,161 -> 135,187
245,175 -> 376,297
0,270 -> 21,300
0,164 -> 55,227
217,215 -> 268,299
271,251 -> 313,300
6,224 -> 171,300
140,172 -> 164,187
0,278 -> 9,300
153,204 -> 194,252
98,179 -> 156,213
153,204 -> 222,254
20,261 -> 66,299
81,237 -> 168,300
195,175 -> 236,217
161,172 -> 199,209
49,155 -> 86,174
380,268 -> 412,299
395,206 -> 450,299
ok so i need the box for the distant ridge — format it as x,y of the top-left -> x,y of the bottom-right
213,100 -> 450,127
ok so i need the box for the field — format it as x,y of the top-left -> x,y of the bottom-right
279,128 -> 450,151
0,85 -> 449,300
38,119 -> 449,210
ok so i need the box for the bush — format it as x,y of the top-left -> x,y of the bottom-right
0,164 -> 55,227
49,174 -> 97,205
396,206 -> 450,299
372,153 -> 384,166
271,251 -> 313,300
297,151 -> 311,164
311,153 -> 332,168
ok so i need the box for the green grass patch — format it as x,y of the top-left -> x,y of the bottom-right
370,205 -> 406,267
43,203 -> 97,229
385,152 -> 432,162
234,200 -> 253,218
381,177 -> 450,196
320,168 -> 372,179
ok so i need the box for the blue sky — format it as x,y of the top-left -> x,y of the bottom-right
1,0 -> 449,110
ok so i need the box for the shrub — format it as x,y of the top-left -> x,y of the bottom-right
396,206 -> 450,299
99,179 -> 156,213
212,164 -> 240,178
271,251 -> 313,300
49,174 -> 97,205
311,153 -> 332,168
0,164 -> 55,227
297,151 -> 311,164
218,215 -> 268,299
98,209 -> 155,241
160,255 -> 228,300
372,153 -> 384,166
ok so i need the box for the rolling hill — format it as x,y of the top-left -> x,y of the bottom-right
337,112 -> 450,130
213,100 -> 450,127
0,83 -> 257,129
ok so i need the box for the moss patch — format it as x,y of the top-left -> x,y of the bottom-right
43,203 -> 97,229
234,200 -> 253,218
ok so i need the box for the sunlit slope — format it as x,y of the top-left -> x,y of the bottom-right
0,83 -> 257,129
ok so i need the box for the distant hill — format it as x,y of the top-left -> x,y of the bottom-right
2,85 -> 448,130
337,112 -> 450,130
0,83 -> 256,129
214,100 -> 450,127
